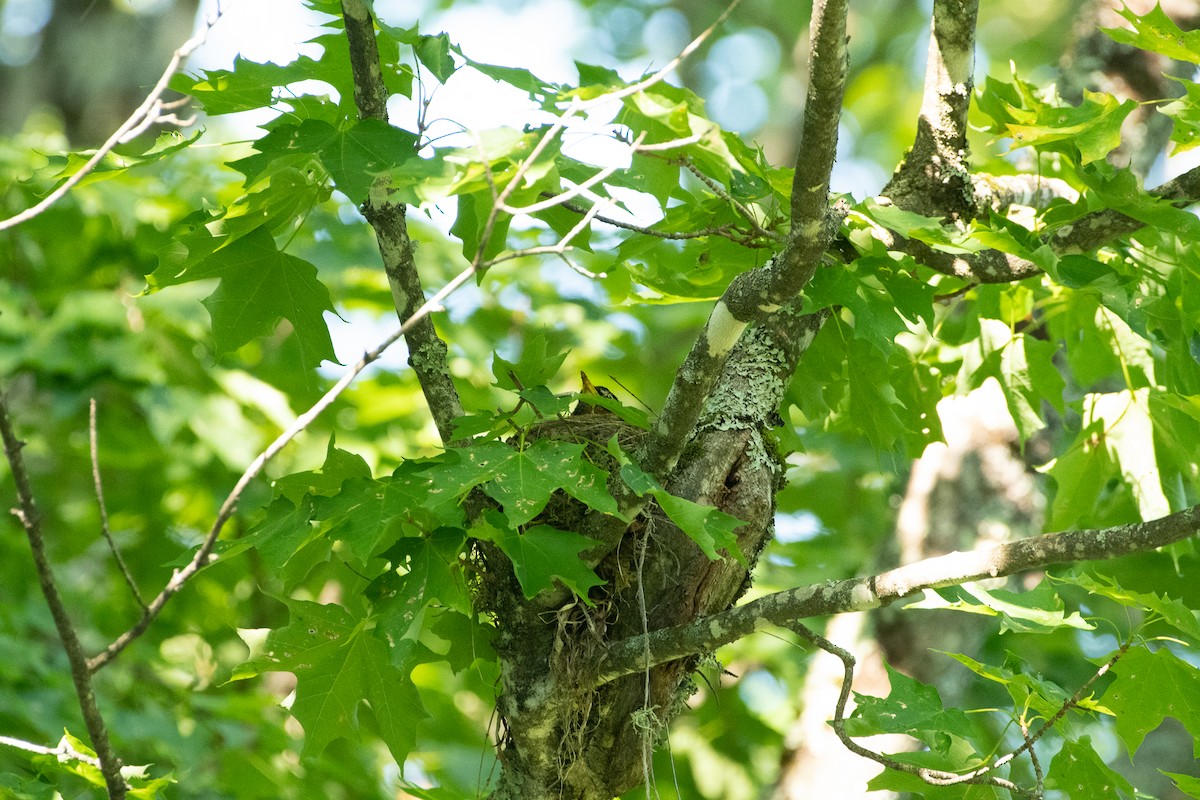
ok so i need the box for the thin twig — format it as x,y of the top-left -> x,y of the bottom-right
498,131 -> 645,216
0,6 -> 224,233
783,621 -> 1036,798
676,155 -> 783,242
89,399 -> 146,611
469,0 -> 744,269
921,638 -> 1133,787
0,396 -> 127,798
0,734 -> 103,769
1019,719 -> 1044,796
86,262 -> 478,673
478,191 -> 604,270
549,194 -> 739,241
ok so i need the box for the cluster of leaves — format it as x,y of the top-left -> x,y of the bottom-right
218,326 -> 748,773
846,573 -> 1200,799
2,0 -> 1200,798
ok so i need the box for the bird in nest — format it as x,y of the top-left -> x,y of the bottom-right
572,371 -> 617,416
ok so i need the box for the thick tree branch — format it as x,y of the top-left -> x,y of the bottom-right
639,0 -> 849,481
877,162 -> 1200,284
1049,162 -> 1200,253
597,503 -> 1200,683
0,395 -> 126,798
341,0 -> 464,446
883,0 -> 980,219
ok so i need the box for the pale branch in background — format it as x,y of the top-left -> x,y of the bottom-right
0,4 -> 224,233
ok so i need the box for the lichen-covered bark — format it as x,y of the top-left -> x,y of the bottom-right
883,0 -> 979,219
340,0 -> 464,445
640,0 -> 849,482
599,503 -> 1200,682
486,305 -> 830,798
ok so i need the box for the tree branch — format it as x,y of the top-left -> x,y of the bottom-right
341,0 -> 464,446
782,621 -> 1036,797
0,7 -> 221,233
597,503 -> 1200,683
874,161 -> 1200,284
0,395 -> 126,798
639,0 -> 850,481
0,734 -> 103,770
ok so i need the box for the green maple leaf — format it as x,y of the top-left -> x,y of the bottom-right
1163,771 -> 1200,799
942,651 -> 1107,721
290,118 -> 420,203
1059,572 -> 1200,640
908,582 -> 1093,634
232,601 -> 427,762
1002,89 -> 1135,163
273,436 -> 372,503
1106,647 -> 1200,757
484,439 -> 618,527
970,322 -> 1066,443
614,443 -> 746,563
1047,737 -> 1136,798
845,665 -> 975,747
1104,4 -> 1200,64
190,226 -> 336,371
428,609 -> 496,673
232,600 -> 355,681
375,528 -> 471,641
431,441 -> 517,495
472,512 -> 604,603
316,477 -> 413,562
210,495 -> 319,575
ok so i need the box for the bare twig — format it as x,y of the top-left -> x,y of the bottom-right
676,155 -> 783,242
1023,720 -> 1044,794
86,262 -> 478,673
0,396 -> 127,798
498,131 -> 646,216
89,399 -> 146,611
781,621 -> 1036,798
921,639 -> 1132,788
0,7 -> 223,233
552,193 -> 741,241
0,734 -> 103,770
464,0 -> 745,274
